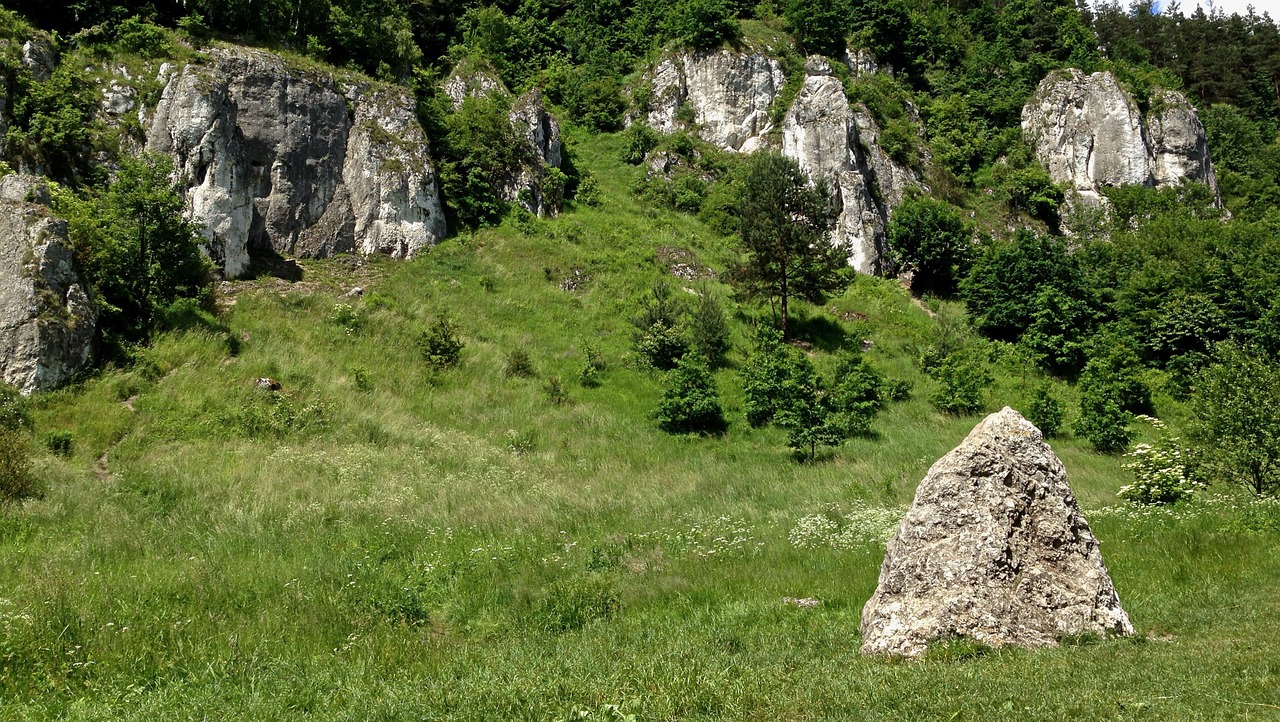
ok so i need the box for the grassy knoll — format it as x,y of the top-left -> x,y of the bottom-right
1,132 -> 1278,720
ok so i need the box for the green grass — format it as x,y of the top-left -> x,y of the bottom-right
1,132 -> 1278,720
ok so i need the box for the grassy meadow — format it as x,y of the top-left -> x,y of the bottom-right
2,131 -> 1279,720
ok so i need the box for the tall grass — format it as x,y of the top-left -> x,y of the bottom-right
0,132 -> 1277,719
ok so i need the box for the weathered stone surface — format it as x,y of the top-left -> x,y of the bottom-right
860,407 -> 1133,657
644,49 -> 785,152
781,57 -> 884,275
20,38 -> 55,82
1022,69 -> 1219,228
0,174 -> 96,394
146,46 -> 447,277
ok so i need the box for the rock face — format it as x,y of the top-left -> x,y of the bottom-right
781,58 -> 884,274
1022,69 -> 1219,223
860,407 -> 1133,657
639,49 -> 924,274
0,175 -> 96,394
443,68 -> 565,217
645,49 -> 785,153
145,46 -> 446,278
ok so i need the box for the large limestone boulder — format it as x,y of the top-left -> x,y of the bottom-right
644,48 -> 785,153
860,407 -> 1133,657
1022,69 -> 1219,228
145,46 -> 447,277
0,175 -> 96,394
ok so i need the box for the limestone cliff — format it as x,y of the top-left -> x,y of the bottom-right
0,175 -> 95,394
145,46 -> 447,278
1022,69 -> 1219,226
637,47 -> 924,274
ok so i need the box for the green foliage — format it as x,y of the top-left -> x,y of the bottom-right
418,316 -> 465,369
927,348 -> 992,416
0,385 -> 31,431
4,57 -> 101,184
578,344 -> 606,387
783,0 -> 849,56
775,358 -> 843,462
112,16 -> 174,57
666,0 -> 740,49
44,430 -> 74,457
688,291 -> 731,369
1026,383 -> 1064,438
741,325 -> 790,426
57,153 -> 213,358
655,353 -> 727,434
1121,416 -> 1202,505
885,196 -> 971,297
1074,349 -> 1147,453
620,125 -> 660,165
826,352 -> 884,437
0,428 -> 36,503
962,231 -> 1091,344
1147,292 -> 1228,367
543,374 -> 570,405
438,94 -> 528,229
632,280 -> 689,370
993,161 -> 1062,223
1188,344 -> 1280,495
504,348 -> 537,378
732,152 -> 844,336
1020,286 -> 1093,375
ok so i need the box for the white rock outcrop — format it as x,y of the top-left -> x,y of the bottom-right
0,175 -> 96,394
145,46 -> 447,278
860,408 -> 1133,657
781,58 -> 884,274
645,49 -> 785,153
1022,69 -> 1219,225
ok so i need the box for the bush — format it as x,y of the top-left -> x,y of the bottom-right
961,231 -> 1091,343
0,385 -> 30,431
0,429 -> 36,503
656,353 -> 727,435
543,375 -> 570,405
632,280 -> 689,370
578,344 -> 606,387
44,430 -> 73,457
773,351 -> 842,460
1075,390 -> 1132,453
621,125 -> 659,165
827,352 -> 885,437
1120,416 -> 1202,505
419,316 -> 465,369
438,95 -> 527,228
504,348 -> 537,378
741,325 -> 791,426
885,196 -> 972,297
689,291 -> 731,369
1188,343 -> 1280,495
784,0 -> 850,56
666,0 -> 740,49
1027,383 -> 1064,438
929,350 -> 992,416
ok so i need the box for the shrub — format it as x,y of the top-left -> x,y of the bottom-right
438,95 -> 527,228
1075,389 -> 1132,453
543,375 -> 570,405
1027,383 -> 1064,438
882,378 -> 913,402
1120,416 -> 1203,505
961,231 -> 1091,343
44,430 -> 73,457
632,280 -> 689,370
1188,343 -> 1280,495
827,352 -> 885,437
741,325 -> 790,426
0,429 -> 37,503
666,0 -> 740,49
1020,286 -> 1093,375
621,125 -> 660,165
0,385 -> 30,431
113,16 -> 175,58
885,196 -> 972,297
784,0 -> 850,56
351,366 -> 373,392
929,350 -> 992,416
1079,343 -> 1152,416
656,353 -> 727,435
775,354 -> 843,460
689,291 -> 731,369
419,316 -> 464,369
504,348 -> 537,378
575,172 -> 602,207
578,344 -> 606,388
331,303 -> 360,333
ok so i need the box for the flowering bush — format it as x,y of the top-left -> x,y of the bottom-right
1119,416 -> 1204,505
